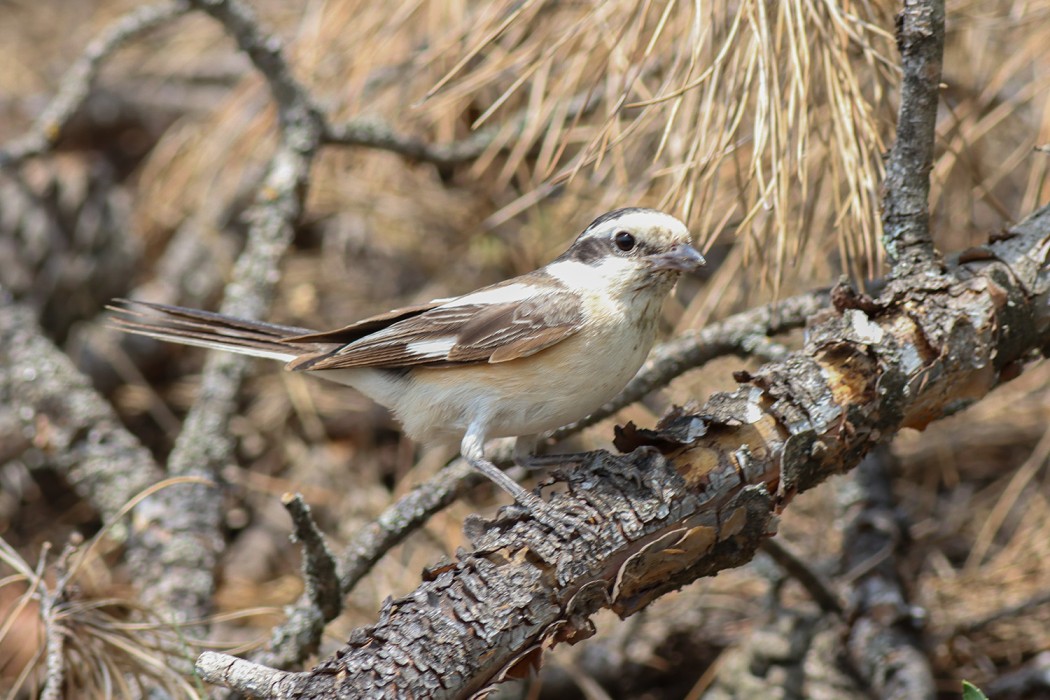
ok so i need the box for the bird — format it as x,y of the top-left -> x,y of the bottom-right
109,207 -> 705,526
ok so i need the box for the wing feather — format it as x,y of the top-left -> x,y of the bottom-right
292,287 -> 583,371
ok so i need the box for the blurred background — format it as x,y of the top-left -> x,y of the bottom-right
1,0 -> 1049,697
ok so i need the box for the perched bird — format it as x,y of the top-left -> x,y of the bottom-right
110,208 -> 704,524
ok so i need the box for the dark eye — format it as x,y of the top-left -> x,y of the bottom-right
614,230 -> 636,252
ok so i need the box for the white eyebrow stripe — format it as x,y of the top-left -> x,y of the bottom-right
441,283 -> 534,308
405,337 -> 457,358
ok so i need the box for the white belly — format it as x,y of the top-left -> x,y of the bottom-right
319,314 -> 658,446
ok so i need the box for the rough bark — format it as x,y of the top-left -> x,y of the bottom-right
197,205 -> 1050,697
0,297 -> 164,522
881,0 -> 946,273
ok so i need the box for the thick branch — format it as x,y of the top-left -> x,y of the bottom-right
254,293 -> 825,670
881,0 -> 946,273
0,296 -> 164,522
198,205 -> 1050,697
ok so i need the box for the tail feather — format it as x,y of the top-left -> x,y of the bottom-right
107,300 -> 320,364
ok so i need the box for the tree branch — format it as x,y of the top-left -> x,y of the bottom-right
841,448 -> 935,700
131,0 -> 324,631
198,204 -> 1050,697
880,0 -> 947,273
253,292 -> 826,670
0,1 -> 190,168
324,118 -> 496,168
0,295 -> 164,522
553,290 -> 828,438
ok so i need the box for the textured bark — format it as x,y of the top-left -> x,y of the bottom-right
197,206 -> 1050,697
0,298 -> 163,522
881,0 -> 946,273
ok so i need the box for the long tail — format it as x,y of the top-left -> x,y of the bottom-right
107,300 -> 319,364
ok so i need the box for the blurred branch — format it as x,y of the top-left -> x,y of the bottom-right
325,86 -> 603,168
199,204 -> 1050,697
185,0 -> 321,131
0,294 -> 164,522
133,0 -> 324,631
880,0 -> 946,273
841,447 -> 935,700
324,119 -> 495,168
760,539 -> 843,616
0,1 -> 190,168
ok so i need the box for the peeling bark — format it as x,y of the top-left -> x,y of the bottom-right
197,206 -> 1050,697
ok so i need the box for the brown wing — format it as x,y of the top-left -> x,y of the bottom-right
289,290 -> 584,371
283,300 -> 446,344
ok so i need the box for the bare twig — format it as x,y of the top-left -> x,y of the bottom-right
282,493 -> 341,621
198,652 -> 296,695
186,0 -> 321,131
0,1 -> 190,168
257,458 -> 477,670
553,289 -> 828,438
760,539 -> 843,616
324,118 -> 496,168
38,539 -> 82,700
880,0 -> 946,273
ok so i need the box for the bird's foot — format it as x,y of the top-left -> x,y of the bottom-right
513,450 -> 591,472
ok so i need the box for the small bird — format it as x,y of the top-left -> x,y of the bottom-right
110,208 -> 704,524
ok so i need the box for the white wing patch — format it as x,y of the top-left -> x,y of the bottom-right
441,283 -> 534,308
405,337 -> 458,359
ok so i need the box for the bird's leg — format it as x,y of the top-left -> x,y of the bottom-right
462,424 -> 583,535
461,423 -> 542,508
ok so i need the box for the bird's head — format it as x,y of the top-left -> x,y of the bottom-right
548,208 -> 705,297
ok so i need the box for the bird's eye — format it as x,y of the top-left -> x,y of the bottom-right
614,231 -> 636,252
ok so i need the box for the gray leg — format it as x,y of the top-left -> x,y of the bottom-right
462,424 -> 585,536
462,423 -> 544,509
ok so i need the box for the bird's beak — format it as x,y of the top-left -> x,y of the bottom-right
648,244 -> 706,272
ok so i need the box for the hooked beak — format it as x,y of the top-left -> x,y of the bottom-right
648,243 -> 706,272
